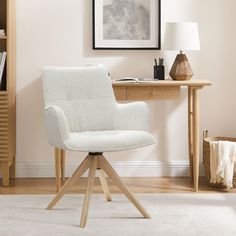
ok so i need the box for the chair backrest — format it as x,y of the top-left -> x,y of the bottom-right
42,65 -> 116,132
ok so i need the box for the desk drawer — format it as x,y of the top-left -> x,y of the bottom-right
113,87 -> 126,100
126,86 -> 180,100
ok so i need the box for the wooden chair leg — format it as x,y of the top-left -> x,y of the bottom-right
55,148 -> 62,192
98,169 -> 112,201
61,149 -> 66,182
99,155 -> 150,218
80,157 -> 97,228
47,155 -> 91,210
0,162 -> 10,186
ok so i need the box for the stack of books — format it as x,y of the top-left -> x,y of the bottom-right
0,51 -> 7,90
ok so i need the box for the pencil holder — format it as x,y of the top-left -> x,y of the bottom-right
154,65 -> 165,80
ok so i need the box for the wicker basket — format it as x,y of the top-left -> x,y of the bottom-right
203,130 -> 236,188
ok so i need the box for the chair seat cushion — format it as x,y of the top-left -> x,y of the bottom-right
64,130 -> 155,152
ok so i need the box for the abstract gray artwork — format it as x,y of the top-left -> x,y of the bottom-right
103,0 -> 150,40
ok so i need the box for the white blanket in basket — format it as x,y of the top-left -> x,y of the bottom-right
210,141 -> 236,188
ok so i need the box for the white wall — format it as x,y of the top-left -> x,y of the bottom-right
15,0 -> 236,177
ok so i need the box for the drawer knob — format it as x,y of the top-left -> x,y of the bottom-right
151,91 -> 156,95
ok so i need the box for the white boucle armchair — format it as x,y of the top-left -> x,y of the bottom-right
42,65 -> 155,228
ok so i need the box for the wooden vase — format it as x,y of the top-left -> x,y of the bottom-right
169,53 -> 193,80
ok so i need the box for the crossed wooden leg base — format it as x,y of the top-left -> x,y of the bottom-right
48,153 -> 150,228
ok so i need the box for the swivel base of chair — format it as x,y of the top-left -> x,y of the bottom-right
46,153 -> 150,228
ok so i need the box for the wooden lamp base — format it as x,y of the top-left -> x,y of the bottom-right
169,53 -> 193,80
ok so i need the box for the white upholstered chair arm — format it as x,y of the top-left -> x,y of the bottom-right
44,106 -> 70,148
113,102 -> 150,131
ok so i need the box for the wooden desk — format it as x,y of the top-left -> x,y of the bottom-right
112,79 -> 212,191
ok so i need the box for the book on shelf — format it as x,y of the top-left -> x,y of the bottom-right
0,51 -> 7,90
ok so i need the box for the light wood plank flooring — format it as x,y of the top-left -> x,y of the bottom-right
0,177 -> 233,194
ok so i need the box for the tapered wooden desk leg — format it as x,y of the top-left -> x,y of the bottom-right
0,162 -> 10,186
10,157 -> 16,179
55,148 -> 62,192
192,89 -> 200,192
188,88 -> 194,182
61,149 -> 66,182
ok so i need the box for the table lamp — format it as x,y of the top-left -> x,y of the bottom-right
163,22 -> 200,80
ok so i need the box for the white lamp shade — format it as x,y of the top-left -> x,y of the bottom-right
163,22 -> 200,51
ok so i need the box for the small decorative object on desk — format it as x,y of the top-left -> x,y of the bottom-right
0,29 -> 5,37
203,130 -> 236,190
154,58 -> 165,80
163,22 -> 200,80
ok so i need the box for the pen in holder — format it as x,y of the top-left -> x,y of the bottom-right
154,58 -> 165,80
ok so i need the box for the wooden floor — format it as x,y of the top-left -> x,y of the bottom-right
0,177 -> 234,194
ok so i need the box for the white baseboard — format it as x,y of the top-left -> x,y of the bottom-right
15,161 -> 205,178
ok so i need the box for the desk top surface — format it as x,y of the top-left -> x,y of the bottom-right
112,79 -> 212,87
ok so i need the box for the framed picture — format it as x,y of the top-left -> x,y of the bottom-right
93,0 -> 161,50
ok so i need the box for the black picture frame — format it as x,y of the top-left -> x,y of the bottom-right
93,0 -> 161,50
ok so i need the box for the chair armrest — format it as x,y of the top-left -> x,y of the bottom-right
113,102 -> 150,131
44,106 -> 70,148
